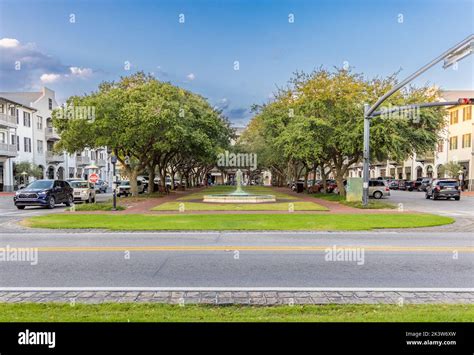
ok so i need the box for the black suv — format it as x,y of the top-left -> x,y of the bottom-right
425,179 -> 460,200
14,179 -> 74,209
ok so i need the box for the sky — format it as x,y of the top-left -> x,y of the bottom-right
0,0 -> 473,126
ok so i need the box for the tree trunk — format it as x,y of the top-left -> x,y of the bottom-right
129,169 -> 139,197
335,172 -> 346,198
147,164 -> 156,194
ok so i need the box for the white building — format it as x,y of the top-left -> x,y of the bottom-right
0,87 -> 111,192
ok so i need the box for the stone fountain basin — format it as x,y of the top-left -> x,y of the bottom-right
203,194 -> 276,203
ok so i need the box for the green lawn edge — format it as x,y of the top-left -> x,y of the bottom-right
24,213 -> 454,231
152,201 -> 328,211
0,304 -> 472,322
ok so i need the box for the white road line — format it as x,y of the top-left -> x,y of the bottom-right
0,287 -> 472,292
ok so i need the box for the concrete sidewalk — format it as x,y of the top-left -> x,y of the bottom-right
1,289 -> 473,305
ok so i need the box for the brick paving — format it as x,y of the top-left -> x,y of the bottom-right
0,290 -> 472,305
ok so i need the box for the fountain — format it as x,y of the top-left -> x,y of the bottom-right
203,169 -> 276,203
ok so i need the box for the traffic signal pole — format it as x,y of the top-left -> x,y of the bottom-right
362,35 -> 473,206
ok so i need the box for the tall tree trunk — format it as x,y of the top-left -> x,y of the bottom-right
147,163 -> 156,194
129,169 -> 139,196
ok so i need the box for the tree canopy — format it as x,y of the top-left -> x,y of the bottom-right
54,72 -> 232,195
239,68 -> 446,195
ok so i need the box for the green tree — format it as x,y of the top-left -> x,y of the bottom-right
243,68 -> 446,196
439,161 -> 463,178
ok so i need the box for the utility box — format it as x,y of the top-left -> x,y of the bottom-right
346,177 -> 363,202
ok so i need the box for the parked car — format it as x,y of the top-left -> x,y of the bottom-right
117,180 -> 146,197
94,180 -> 108,193
369,179 -> 390,199
403,180 -> 416,191
425,179 -> 460,200
413,177 -> 426,191
389,180 -> 399,190
69,180 -> 96,203
13,179 -> 73,209
419,178 -> 433,192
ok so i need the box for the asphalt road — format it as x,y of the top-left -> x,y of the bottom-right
0,190 -> 472,289
389,189 -> 474,217
0,231 -> 472,288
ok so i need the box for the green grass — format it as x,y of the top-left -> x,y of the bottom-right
341,201 -> 396,209
311,193 -> 344,201
311,194 -> 396,209
69,203 -> 126,211
178,186 -> 294,201
24,213 -> 453,231
0,303 -> 471,322
152,201 -> 327,211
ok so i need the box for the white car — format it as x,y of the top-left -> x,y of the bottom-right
69,180 -> 96,203
117,180 -> 146,197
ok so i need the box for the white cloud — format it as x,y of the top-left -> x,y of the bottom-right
186,73 -> 196,81
0,37 -> 95,90
0,38 -> 20,48
40,73 -> 61,83
69,66 -> 93,78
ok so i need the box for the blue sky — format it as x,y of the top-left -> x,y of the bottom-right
0,0 -> 472,125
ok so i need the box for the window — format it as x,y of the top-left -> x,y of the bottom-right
463,106 -> 472,121
48,98 -> 53,110
24,137 -> 32,152
37,140 -> 44,154
449,136 -> 458,150
437,141 -> 444,153
23,112 -> 31,127
462,134 -> 472,148
450,110 -> 458,125
11,134 -> 15,146
16,136 -> 19,151
0,104 -> 4,114
0,132 -> 5,143
37,116 -> 43,130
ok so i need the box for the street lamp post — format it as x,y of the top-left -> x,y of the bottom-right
111,155 -> 118,211
362,34 -> 474,206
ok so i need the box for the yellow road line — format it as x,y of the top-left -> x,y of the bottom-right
31,246 -> 474,253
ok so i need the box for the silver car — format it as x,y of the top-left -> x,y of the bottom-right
369,180 -> 390,199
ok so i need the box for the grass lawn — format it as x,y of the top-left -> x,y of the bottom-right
312,193 -> 344,202
69,202 -> 126,211
24,213 -> 453,231
152,201 -> 327,211
0,303 -> 471,322
312,193 -> 396,209
341,201 -> 396,209
178,186 -> 294,201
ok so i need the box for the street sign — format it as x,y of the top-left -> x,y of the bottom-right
89,173 -> 99,184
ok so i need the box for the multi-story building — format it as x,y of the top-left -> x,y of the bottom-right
0,87 -> 111,192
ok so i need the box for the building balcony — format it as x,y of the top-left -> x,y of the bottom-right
96,158 -> 106,167
46,151 -> 64,163
45,127 -> 60,141
416,152 -> 435,163
0,113 -> 18,128
76,156 -> 91,166
0,143 -> 17,157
